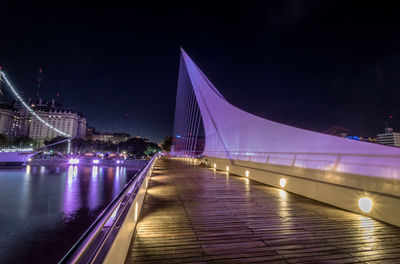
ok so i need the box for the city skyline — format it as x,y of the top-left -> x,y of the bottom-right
0,93 -> 151,141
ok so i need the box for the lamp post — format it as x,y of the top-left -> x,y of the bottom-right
67,139 -> 71,154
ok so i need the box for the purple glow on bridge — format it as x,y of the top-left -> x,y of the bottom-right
174,49 -> 400,180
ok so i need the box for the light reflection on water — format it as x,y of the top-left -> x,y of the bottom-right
0,164 -> 138,264
64,165 -> 80,217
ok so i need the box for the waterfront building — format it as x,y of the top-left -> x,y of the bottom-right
377,127 -> 400,147
0,103 -> 15,136
12,101 -> 31,137
27,98 -> 86,140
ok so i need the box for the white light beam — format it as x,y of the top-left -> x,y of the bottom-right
0,71 -> 70,137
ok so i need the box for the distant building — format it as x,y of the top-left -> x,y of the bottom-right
113,133 -> 133,144
8,98 -> 87,141
0,97 -> 87,142
85,126 -> 96,140
13,101 -> 30,137
377,127 -> 400,147
77,114 -> 87,139
92,133 -> 114,142
92,132 -> 132,144
0,103 -> 15,136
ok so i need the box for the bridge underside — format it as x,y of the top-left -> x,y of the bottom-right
127,158 -> 400,263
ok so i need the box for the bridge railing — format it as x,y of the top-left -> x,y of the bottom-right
59,155 -> 157,264
204,150 -> 400,180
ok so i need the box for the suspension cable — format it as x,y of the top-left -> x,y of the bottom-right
0,71 -> 70,137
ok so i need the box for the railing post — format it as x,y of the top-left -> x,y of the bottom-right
291,154 -> 297,166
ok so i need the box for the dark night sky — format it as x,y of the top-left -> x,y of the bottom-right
1,1 -> 400,141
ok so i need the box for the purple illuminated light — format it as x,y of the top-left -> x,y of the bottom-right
69,158 -> 80,165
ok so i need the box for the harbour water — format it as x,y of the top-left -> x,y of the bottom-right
0,164 -> 142,263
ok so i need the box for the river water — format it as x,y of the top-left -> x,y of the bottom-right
0,164 -> 141,263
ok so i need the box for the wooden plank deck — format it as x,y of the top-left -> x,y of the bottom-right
126,158 -> 400,264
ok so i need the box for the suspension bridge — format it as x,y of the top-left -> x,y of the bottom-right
2,49 -> 400,263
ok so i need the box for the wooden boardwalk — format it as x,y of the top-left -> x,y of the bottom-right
127,158 -> 400,264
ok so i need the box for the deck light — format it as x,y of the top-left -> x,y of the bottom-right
135,202 -> 139,222
226,166 -> 229,172
358,197 -> 373,213
92,159 -> 100,164
279,178 -> 287,188
245,170 -> 250,177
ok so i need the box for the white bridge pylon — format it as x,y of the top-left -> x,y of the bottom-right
173,48 -> 400,180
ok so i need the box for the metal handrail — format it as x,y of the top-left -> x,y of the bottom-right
204,150 -> 400,174
204,150 -> 400,158
59,155 -> 157,264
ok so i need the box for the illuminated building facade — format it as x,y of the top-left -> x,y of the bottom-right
377,127 -> 400,147
92,132 -> 132,144
12,101 -> 31,137
27,99 -> 86,140
0,103 -> 15,136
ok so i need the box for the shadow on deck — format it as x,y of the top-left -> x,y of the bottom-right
126,158 -> 400,264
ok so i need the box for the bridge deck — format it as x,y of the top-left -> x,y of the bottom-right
127,159 -> 400,264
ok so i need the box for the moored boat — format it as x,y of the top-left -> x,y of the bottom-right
0,149 -> 36,167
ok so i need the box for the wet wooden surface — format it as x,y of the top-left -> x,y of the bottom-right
127,158 -> 400,263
